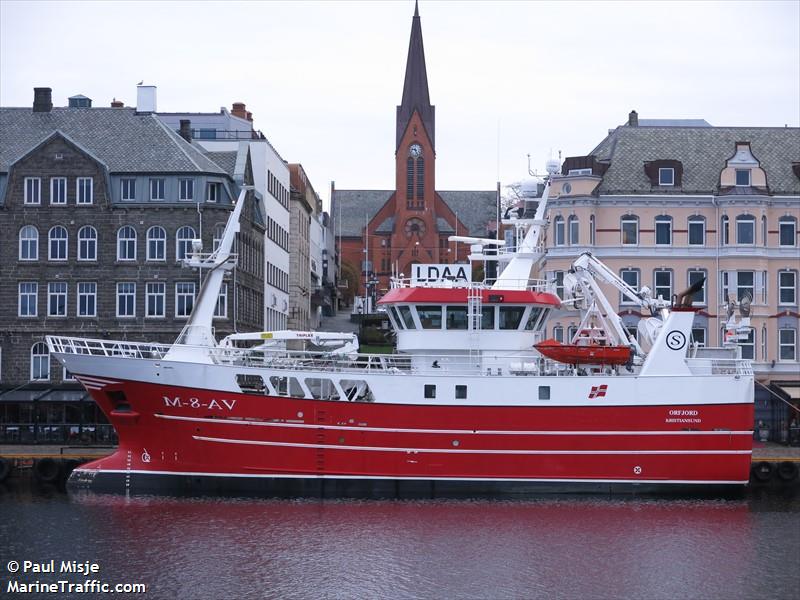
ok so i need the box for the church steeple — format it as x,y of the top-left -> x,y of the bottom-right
396,0 -> 435,151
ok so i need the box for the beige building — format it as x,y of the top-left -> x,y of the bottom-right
287,163 -> 319,331
539,113 -> 799,436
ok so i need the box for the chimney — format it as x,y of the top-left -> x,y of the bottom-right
231,102 -> 247,120
110,98 -> 124,108
246,111 -> 253,122
179,119 -> 192,142
136,84 -> 157,113
33,87 -> 52,113
628,110 -> 639,127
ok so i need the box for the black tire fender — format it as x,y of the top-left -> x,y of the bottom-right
751,461 -> 773,483
0,457 -> 11,483
776,461 -> 799,482
33,458 -> 62,483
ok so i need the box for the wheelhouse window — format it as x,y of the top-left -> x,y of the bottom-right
76,177 -> 93,204
524,307 -> 545,331
779,217 -> 796,247
481,306 -> 495,330
77,226 -> 97,261
146,282 -> 165,318
655,216 -> 672,246
50,177 -> 67,204
48,282 -> 67,317
24,177 -> 41,204
398,305 -> 415,329
658,168 -> 674,186
417,306 -> 442,329
687,269 -> 707,305
621,215 -> 638,245
554,216 -> 565,246
19,225 -> 39,260
691,327 -> 706,347
620,269 -> 639,305
445,306 -> 468,330
175,282 -> 196,318
147,226 -> 166,261
654,269 -> 672,301
779,271 -> 797,305
117,226 -> 137,261
568,216 -> 579,245
499,306 -> 526,330
77,282 -> 97,317
150,178 -> 165,201
176,226 -> 196,260
688,217 -> 705,246
736,215 -> 755,245
779,329 -> 797,361
735,169 -> 751,186
179,179 -> 194,201
48,226 -> 68,261
31,342 -> 50,381
120,178 -> 136,201
18,282 -> 38,317
116,282 -> 136,317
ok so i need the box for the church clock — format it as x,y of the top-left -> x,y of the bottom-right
409,143 -> 422,158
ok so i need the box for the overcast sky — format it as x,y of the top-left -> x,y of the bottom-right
2,1 -> 798,208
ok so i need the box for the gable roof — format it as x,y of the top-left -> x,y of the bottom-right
332,190 -> 394,236
437,190 -> 497,237
591,125 -> 800,194
0,107 -> 228,175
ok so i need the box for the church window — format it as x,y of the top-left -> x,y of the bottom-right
416,157 -> 424,199
406,157 -> 414,200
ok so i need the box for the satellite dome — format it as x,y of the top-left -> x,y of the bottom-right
545,158 -> 561,175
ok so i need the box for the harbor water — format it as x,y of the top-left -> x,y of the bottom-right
0,485 -> 798,599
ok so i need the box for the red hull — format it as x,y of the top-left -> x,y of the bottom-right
74,378 -> 753,487
535,339 -> 632,365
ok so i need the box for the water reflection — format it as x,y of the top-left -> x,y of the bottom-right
1,485 -> 798,600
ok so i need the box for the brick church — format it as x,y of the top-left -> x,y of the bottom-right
333,2 -> 498,300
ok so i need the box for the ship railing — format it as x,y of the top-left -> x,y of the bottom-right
685,357 -> 753,376
47,336 -> 171,360
389,277 -> 550,293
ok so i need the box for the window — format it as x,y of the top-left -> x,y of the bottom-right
206,182 -> 220,203
554,271 -> 565,300
691,327 -> 706,347
552,326 -> 564,343
31,342 -> 50,381
620,269 -> 639,305
424,384 -> 436,399
76,177 -> 93,204
455,385 -> 467,400
779,217 -> 796,247
525,307 -> 545,331
18,282 -> 38,317
499,307 -> 526,330
63,366 -> 76,382
417,306 -> 442,329
688,217 -> 705,246
147,226 -> 166,261
621,215 -> 638,245
736,215 -> 755,245
554,216 -> 565,246
179,179 -> 194,201
214,283 -> 228,318
117,226 -> 137,261
445,306 -> 468,330
50,177 -> 67,204
24,177 -> 41,204
120,178 -> 136,201
398,305 -> 415,329
146,282 -> 165,318
416,158 -> 424,199
687,269 -> 707,305
48,282 -> 67,317
150,178 -> 165,201
116,282 -> 136,317
19,225 -> 38,260
213,224 -> 226,251
655,216 -> 672,246
175,282 -> 196,318
779,271 -> 797,305
762,215 -> 767,247
737,271 -> 754,302
568,168 -> 591,175
77,226 -> 97,261
779,329 -> 797,361
481,306 -> 495,330
48,226 -> 68,260
739,328 -> 755,360
761,325 -> 767,361
658,168 -> 674,186
538,386 -> 551,400
735,169 -> 750,186
654,270 -> 672,301
406,157 -> 414,199
721,215 -> 730,246
589,215 -> 595,245
77,282 -> 97,317
568,216 -> 579,245
176,226 -> 196,260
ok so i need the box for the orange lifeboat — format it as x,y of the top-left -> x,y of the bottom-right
535,339 -> 632,365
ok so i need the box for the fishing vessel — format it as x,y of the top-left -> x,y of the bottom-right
48,161 -> 755,496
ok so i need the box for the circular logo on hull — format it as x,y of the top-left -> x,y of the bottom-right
666,330 -> 686,351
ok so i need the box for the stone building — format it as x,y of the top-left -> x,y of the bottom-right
0,88 -> 265,443
332,3 -> 498,304
540,112 -> 799,436
287,163 -> 320,331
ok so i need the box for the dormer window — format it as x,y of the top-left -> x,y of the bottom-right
658,168 -> 674,186
568,168 -> 592,175
735,169 -> 750,186
644,160 -> 682,187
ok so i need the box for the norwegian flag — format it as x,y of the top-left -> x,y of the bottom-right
588,384 -> 608,399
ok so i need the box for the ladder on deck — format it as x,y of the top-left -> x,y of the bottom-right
467,285 -> 482,369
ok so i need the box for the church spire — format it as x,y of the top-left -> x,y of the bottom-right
397,0 -> 435,150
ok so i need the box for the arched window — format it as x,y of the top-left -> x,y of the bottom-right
213,224 -> 226,251
589,215 -> 595,246
176,226 -> 197,260
406,157 -> 414,200
779,216 -> 797,247
761,215 -> 768,247
554,216 -> 565,246
147,226 -> 166,261
736,215 -> 755,245
48,225 -> 68,260
568,215 -> 579,245
117,226 -> 137,261
621,214 -> 639,246
720,215 -> 730,246
19,225 -> 39,260
31,342 -> 50,381
78,226 -> 97,261
416,157 -> 424,199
